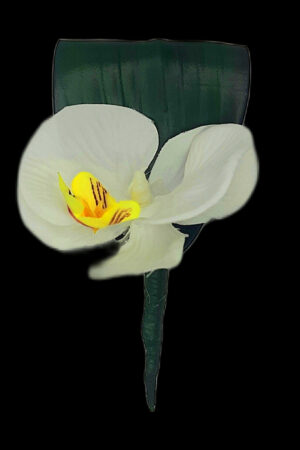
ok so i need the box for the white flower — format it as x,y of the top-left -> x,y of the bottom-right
17,104 -> 258,279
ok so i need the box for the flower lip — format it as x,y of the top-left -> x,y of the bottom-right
59,171 -> 140,232
67,206 -> 92,229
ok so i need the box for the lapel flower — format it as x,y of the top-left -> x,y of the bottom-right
18,104 -> 258,278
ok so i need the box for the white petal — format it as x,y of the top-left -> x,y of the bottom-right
149,125 -> 210,194
19,157 -> 80,226
88,222 -> 186,279
18,191 -> 128,251
179,147 -> 258,224
18,104 -> 158,225
141,124 -> 257,224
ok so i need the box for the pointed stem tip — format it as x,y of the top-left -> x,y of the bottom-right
142,269 -> 169,412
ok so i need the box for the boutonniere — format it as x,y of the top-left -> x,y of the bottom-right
18,103 -> 258,409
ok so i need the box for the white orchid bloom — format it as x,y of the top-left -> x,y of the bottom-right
18,104 -> 258,279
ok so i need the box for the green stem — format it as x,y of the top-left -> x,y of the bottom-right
142,269 -> 169,412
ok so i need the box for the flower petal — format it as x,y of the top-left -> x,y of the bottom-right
18,191 -> 128,251
18,104 -> 158,225
88,222 -> 186,279
149,125 -> 210,194
141,124 -> 257,224
179,146 -> 258,224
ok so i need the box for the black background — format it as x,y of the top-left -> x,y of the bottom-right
6,15 -> 281,432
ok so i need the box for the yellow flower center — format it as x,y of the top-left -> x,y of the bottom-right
58,171 -> 140,232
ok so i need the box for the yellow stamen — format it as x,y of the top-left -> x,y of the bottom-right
58,172 -> 140,232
